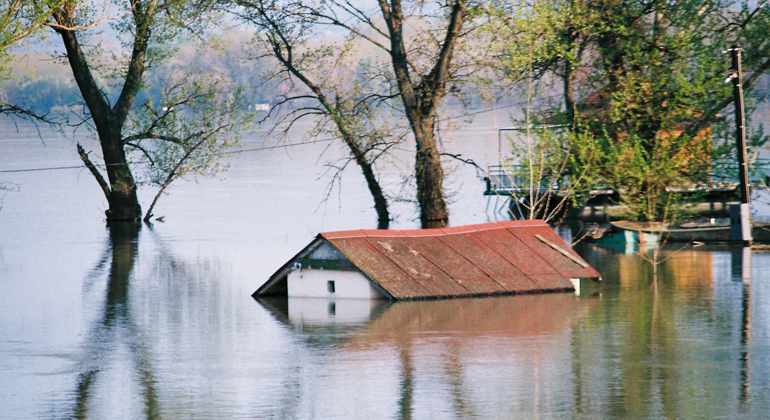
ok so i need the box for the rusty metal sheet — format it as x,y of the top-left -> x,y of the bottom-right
402,236 -> 507,295
327,237 -> 431,299
507,225 -> 601,279
364,236 -> 472,297
466,228 -> 558,283
436,234 -> 541,293
270,220 -> 601,300
464,229 -> 574,290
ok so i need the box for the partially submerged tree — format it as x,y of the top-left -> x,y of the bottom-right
77,71 -> 251,222
374,0 -> 467,228
43,0 -> 247,221
230,0 -> 476,228
233,0 -> 403,229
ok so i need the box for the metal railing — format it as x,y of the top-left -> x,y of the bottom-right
485,159 -> 770,198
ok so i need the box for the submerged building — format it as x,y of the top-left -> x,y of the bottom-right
254,220 -> 601,301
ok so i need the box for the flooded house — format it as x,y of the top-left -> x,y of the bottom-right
254,220 -> 601,301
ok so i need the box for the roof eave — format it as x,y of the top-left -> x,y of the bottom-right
253,235 -> 396,300
253,235 -> 325,297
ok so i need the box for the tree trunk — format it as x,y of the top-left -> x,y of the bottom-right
53,2 -> 148,222
413,116 -> 447,228
100,126 -> 142,221
377,0 -> 463,228
354,152 -> 391,229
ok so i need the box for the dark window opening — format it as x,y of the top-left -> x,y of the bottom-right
327,280 -> 335,293
328,302 -> 336,316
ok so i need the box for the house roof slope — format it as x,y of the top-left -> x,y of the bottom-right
319,220 -> 600,300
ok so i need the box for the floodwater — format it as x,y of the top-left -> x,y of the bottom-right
2,120 -> 770,419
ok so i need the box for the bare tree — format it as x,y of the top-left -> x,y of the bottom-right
234,0 -> 402,228
229,0 -> 474,228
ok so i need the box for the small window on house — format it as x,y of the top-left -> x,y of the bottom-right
327,280 -> 336,293
328,302 -> 336,316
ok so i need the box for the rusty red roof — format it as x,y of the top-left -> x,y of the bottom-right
255,220 -> 601,300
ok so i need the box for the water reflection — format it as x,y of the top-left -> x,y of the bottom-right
576,244 -> 767,418
741,276 -> 751,407
259,294 -> 596,342
736,247 -> 752,407
71,222 -> 160,419
258,297 -> 392,349
258,293 -> 598,418
53,234 -> 770,419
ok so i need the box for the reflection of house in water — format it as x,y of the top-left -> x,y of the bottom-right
255,220 -> 600,300
260,296 -> 391,327
258,293 -> 598,367
259,294 -> 597,340
257,293 -> 599,417
346,294 -> 598,343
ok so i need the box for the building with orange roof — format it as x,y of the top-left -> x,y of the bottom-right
255,220 -> 601,300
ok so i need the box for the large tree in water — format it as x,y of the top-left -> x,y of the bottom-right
46,0 -> 238,221
230,0 -> 470,228
375,0 -> 467,228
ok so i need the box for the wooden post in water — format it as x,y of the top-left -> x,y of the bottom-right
729,46 -> 752,243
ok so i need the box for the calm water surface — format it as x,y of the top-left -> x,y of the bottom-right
2,122 -> 770,419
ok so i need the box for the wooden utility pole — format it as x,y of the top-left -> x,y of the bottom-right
729,45 -> 752,242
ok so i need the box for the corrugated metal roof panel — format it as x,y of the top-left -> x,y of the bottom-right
507,225 -> 602,280
436,234 -> 539,293
365,236 -> 471,296
402,236 -> 507,295
259,220 -> 600,300
466,229 -> 556,278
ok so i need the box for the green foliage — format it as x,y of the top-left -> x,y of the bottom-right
489,0 -> 770,222
124,69 -> 254,218
504,123 -> 604,222
0,1 -> 63,96
603,132 -> 696,222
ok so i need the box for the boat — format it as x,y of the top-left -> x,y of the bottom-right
609,220 -> 770,243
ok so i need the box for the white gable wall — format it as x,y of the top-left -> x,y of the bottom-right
287,269 -> 386,299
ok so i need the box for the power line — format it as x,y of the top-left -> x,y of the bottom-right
0,95 -> 558,174
0,165 -> 87,174
0,137 -> 339,173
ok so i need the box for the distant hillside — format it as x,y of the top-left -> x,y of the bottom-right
2,30 -> 277,116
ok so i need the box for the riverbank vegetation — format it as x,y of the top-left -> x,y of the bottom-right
488,0 -> 770,223
2,0 -> 769,226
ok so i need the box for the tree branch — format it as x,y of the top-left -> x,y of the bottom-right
122,133 -> 184,145
77,143 -> 111,202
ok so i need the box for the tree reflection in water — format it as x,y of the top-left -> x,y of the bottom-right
397,346 -> 413,420
568,244 -> 761,418
58,237 -> 766,418
71,222 -> 160,420
259,293 -> 595,418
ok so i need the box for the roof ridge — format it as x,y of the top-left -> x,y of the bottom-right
319,220 -> 548,239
